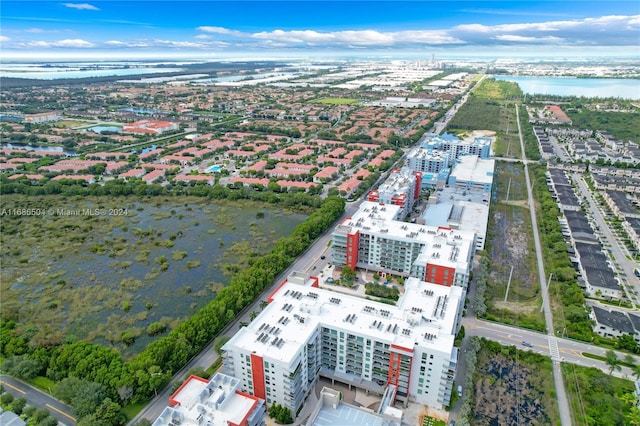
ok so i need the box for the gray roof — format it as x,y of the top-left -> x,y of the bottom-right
629,313 -> 640,332
592,306 -> 634,334
583,265 -> 620,290
0,411 -> 26,426
607,190 -> 639,216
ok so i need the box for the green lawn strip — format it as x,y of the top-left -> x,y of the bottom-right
421,416 -> 446,426
122,401 -> 147,422
581,352 -> 637,369
27,376 -> 56,394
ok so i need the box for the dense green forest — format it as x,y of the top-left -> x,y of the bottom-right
565,108 -> 640,142
562,363 -> 636,426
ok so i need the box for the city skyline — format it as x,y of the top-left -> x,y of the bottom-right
1,1 -> 639,60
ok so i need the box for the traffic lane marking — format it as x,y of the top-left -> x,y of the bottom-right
1,380 -> 26,395
47,403 -> 76,422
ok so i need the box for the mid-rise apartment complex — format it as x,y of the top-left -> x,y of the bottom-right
222,273 -> 464,416
420,133 -> 492,160
406,133 -> 492,188
367,167 -> 422,219
331,201 -> 475,287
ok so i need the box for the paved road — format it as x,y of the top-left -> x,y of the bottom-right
0,374 -> 76,425
462,318 -> 636,379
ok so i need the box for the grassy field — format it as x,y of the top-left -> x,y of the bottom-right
421,416 -> 446,426
484,161 -> 545,331
447,78 -> 523,159
470,339 -> 560,426
562,363 -> 635,426
312,97 -> 360,105
53,120 -> 90,128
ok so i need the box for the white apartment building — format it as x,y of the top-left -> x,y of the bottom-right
331,201 -> 475,287
368,167 -> 422,220
222,272 -> 464,417
153,373 -> 265,426
407,149 -> 451,175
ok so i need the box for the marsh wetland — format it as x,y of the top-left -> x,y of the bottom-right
0,194 -> 306,356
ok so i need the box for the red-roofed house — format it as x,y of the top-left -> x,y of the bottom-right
174,174 -> 215,185
119,168 -> 145,179
338,178 -> 361,195
313,166 -> 339,182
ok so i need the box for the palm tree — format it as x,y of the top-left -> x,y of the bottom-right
633,363 -> 640,382
627,406 -> 640,426
249,311 -> 258,321
621,392 -> 638,407
606,349 -> 622,375
259,300 -> 269,310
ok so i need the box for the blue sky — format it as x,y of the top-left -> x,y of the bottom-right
1,1 -> 639,60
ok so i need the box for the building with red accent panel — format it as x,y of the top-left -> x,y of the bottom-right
222,272 -> 463,415
331,201 -> 475,287
153,373 -> 265,426
367,167 -> 422,220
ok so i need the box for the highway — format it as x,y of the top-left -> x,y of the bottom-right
0,374 -> 76,425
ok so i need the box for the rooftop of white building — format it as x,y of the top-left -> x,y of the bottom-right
408,148 -> 451,162
450,156 -> 495,185
224,273 -> 462,367
153,373 -> 261,426
337,201 -> 475,273
375,167 -> 417,195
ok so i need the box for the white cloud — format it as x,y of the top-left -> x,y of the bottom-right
27,38 -> 95,48
155,39 -> 207,48
251,28 -> 461,47
494,35 -> 563,43
0,36 -> 11,42
453,14 -> 640,46
105,40 -> 150,47
56,38 -> 94,47
197,26 -> 244,36
194,15 -> 639,50
62,3 -> 100,11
